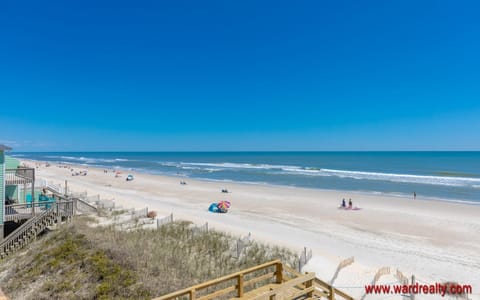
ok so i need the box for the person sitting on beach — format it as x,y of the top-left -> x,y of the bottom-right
341,198 -> 346,208
348,198 -> 352,209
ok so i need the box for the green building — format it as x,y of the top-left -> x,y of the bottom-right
0,145 -> 75,257
0,145 -> 36,241
0,145 -> 11,239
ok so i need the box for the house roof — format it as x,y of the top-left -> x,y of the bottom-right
0,144 -> 12,151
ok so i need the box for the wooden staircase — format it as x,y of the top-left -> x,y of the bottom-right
153,260 -> 354,300
0,201 -> 74,259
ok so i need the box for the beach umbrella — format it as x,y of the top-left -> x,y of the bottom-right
217,202 -> 228,213
217,201 -> 231,209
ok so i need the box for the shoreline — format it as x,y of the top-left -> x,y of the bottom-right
176,176 -> 480,206
21,159 -> 480,299
19,156 -> 480,206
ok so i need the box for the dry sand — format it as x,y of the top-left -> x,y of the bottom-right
26,161 -> 480,299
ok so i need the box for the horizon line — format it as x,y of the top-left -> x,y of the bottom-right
9,150 -> 480,153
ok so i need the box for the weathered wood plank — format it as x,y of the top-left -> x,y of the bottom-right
152,260 -> 353,300
153,260 -> 281,300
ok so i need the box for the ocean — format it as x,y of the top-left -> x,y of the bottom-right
11,151 -> 480,203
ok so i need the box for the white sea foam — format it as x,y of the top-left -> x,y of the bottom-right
59,156 -> 79,160
280,167 -> 480,187
180,166 -> 222,172
159,161 -> 480,188
43,155 -> 133,164
179,162 -> 292,170
157,162 -> 222,172
26,155 -> 480,189
158,161 -> 180,167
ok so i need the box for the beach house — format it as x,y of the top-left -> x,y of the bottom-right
0,145 -> 10,240
0,146 -> 4,240
0,145 -> 77,258
0,145 -> 37,241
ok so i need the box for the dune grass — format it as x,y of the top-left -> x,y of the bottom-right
0,216 -> 299,299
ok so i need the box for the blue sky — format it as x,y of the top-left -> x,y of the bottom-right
1,0 -> 479,151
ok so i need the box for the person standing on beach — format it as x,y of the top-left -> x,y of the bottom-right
414,192 -> 416,200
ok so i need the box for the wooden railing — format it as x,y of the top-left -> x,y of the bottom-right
51,191 -> 98,214
1,201 -> 75,258
74,197 -> 98,214
4,200 -> 74,222
5,168 -> 35,185
283,265 -> 355,300
314,277 -> 355,300
56,200 -> 75,218
44,185 -> 64,195
153,260 -> 283,300
154,260 -> 354,300
5,202 -> 50,222
249,272 -> 316,300
0,207 -> 55,257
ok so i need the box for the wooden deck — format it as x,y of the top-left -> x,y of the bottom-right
4,185 -> 96,223
153,260 -> 354,300
4,200 -> 75,222
5,168 -> 35,186
0,200 -> 75,258
1,187 -> 98,259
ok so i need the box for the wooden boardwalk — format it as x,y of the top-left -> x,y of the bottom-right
153,260 -> 353,300
0,188 -> 97,259
0,200 -> 75,258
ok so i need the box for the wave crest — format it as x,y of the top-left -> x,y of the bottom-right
166,162 -> 480,188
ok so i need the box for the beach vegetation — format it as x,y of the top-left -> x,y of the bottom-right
111,209 -> 129,216
0,216 -> 298,299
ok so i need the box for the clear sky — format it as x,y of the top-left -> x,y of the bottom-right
1,0 -> 479,151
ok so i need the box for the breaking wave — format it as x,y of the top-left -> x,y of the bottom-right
165,162 -> 480,188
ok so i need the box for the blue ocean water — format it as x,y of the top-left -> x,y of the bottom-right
11,152 -> 480,203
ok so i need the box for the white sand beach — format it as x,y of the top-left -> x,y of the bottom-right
27,161 -> 480,299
